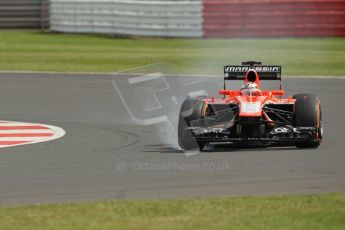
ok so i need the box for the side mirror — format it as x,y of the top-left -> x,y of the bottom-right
272,90 -> 284,96
219,90 -> 231,95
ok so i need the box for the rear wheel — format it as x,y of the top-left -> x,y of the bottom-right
293,94 -> 322,148
178,96 -> 207,151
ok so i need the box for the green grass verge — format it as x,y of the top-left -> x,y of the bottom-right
0,193 -> 344,230
0,30 -> 344,75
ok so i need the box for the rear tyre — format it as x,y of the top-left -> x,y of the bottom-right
178,96 -> 207,151
293,94 -> 322,148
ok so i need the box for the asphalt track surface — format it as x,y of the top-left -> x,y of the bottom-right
0,72 -> 344,205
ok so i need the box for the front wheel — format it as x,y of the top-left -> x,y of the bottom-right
293,94 -> 322,148
178,96 -> 207,151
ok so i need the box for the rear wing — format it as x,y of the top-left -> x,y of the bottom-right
224,65 -> 281,80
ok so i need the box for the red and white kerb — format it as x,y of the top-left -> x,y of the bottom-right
0,121 -> 65,148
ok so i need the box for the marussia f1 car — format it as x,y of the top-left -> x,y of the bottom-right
178,61 -> 323,150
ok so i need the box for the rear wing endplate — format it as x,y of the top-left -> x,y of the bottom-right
224,65 -> 281,80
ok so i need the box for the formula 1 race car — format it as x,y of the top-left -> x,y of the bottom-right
178,61 -> 323,150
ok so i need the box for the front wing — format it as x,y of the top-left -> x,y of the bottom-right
187,125 -> 318,146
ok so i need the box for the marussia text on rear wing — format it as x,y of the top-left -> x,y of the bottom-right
224,65 -> 281,80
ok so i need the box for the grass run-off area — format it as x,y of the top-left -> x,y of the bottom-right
0,193 -> 344,230
0,30 -> 344,76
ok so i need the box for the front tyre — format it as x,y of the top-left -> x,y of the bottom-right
178,96 -> 207,151
293,94 -> 322,148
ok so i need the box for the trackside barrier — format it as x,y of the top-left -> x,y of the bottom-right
50,0 -> 203,37
0,0 -> 49,29
203,0 -> 345,37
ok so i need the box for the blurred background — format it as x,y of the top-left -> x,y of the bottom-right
0,0 -> 344,75
0,0 -> 344,37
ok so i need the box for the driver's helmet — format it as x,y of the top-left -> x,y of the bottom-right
240,82 -> 260,96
